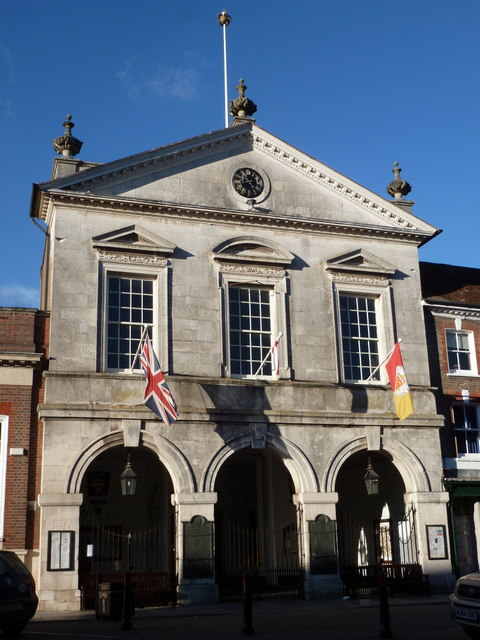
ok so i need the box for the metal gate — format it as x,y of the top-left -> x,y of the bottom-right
216,517 -> 304,601
338,504 -> 422,596
78,511 -> 176,609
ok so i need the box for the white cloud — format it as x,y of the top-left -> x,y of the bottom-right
0,45 -> 15,84
117,56 -> 200,102
0,98 -> 14,118
0,286 -> 39,308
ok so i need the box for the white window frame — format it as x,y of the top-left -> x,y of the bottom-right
100,261 -> 169,373
333,281 -> 394,384
446,329 -> 478,376
0,416 -> 8,540
220,270 -> 289,380
452,403 -> 480,458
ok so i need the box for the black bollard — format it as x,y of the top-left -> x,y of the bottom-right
121,570 -> 133,631
378,569 -> 393,638
242,573 -> 254,635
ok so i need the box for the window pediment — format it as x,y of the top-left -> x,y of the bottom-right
324,249 -> 396,277
92,225 -> 176,257
211,236 -> 294,268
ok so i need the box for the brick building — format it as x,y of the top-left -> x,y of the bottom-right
421,262 -> 480,576
0,307 -> 48,575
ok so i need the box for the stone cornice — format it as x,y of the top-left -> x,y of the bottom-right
0,352 -> 43,367
252,134 -> 417,231
31,124 -> 438,240
39,126 -> 252,193
425,302 -> 480,320
37,190 -> 432,244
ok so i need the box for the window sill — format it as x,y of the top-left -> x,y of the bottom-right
444,457 -> 480,471
447,372 -> 480,378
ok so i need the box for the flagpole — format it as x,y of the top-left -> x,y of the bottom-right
130,325 -> 150,372
218,10 -> 232,128
364,338 -> 402,383
253,332 -> 283,378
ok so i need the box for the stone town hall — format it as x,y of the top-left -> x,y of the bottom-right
28,85 -> 453,610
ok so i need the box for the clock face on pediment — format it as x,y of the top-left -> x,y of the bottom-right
232,167 -> 265,200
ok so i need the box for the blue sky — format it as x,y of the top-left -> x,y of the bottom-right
1,1 -> 478,307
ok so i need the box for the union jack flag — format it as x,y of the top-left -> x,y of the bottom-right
139,334 -> 178,426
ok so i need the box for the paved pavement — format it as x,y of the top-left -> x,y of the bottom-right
26,594 -> 466,640
33,593 -> 448,622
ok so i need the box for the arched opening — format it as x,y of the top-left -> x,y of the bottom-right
214,447 -> 302,600
335,450 -> 421,597
78,445 -> 175,609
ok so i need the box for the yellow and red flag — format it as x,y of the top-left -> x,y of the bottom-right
385,342 -> 414,420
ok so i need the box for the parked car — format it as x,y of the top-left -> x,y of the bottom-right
450,572 -> 480,638
0,551 -> 38,636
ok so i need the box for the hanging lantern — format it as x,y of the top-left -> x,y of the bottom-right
120,455 -> 138,496
364,458 -> 379,496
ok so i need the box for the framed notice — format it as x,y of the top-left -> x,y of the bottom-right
426,525 -> 448,560
47,531 -> 75,571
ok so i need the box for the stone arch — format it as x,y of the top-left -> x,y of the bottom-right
322,435 -> 431,494
66,430 -> 195,495
201,432 -> 319,494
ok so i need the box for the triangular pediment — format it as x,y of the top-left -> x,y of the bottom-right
325,249 -> 396,276
211,236 -> 294,267
92,225 -> 176,256
34,122 -> 439,243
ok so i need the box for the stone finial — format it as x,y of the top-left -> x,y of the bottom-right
230,79 -> 257,118
386,161 -> 412,200
52,115 -> 83,158
217,10 -> 231,27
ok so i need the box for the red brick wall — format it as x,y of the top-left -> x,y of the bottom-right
425,312 -> 480,460
434,316 -> 480,400
0,309 -> 48,550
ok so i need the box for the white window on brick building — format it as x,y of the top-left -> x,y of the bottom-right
452,403 -> 480,456
0,416 -> 8,540
446,330 -> 477,375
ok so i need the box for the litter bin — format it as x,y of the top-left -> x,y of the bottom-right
97,582 -> 124,620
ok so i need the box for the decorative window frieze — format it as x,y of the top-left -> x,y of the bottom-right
93,226 -> 175,373
326,249 -> 396,384
212,237 -> 293,380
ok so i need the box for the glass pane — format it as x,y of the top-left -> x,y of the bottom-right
143,309 -> 153,324
143,280 -> 153,294
109,277 -> 120,292
132,279 -> 142,293
108,291 -> 119,306
108,324 -> 119,337
107,354 -> 118,369
446,332 -> 457,349
447,352 -> 458,370
459,353 -> 471,370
